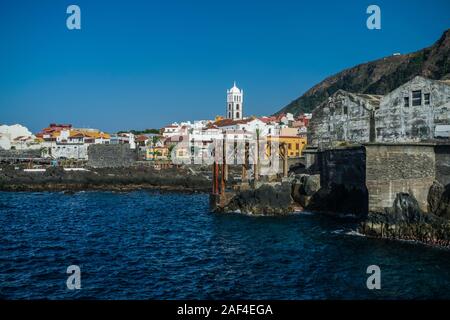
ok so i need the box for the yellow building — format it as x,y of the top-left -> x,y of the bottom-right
266,135 -> 307,158
146,146 -> 169,160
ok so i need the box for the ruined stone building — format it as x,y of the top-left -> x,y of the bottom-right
376,76 -> 450,142
308,90 -> 382,147
308,76 -> 450,147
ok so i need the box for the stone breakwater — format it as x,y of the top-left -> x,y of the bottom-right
0,165 -> 212,193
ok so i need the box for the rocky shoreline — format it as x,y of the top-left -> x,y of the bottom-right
360,191 -> 450,248
211,172 -> 450,249
0,165 -> 212,193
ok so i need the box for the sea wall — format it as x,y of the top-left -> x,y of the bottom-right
365,143 -> 436,213
317,146 -> 366,189
304,146 -> 368,216
300,143 -> 450,247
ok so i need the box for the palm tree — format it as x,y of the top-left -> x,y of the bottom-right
152,135 -> 160,146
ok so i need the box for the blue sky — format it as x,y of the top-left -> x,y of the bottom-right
0,0 -> 449,133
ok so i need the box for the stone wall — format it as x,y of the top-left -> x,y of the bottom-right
365,143 -> 436,213
308,146 -> 368,216
318,146 -> 366,189
87,144 -> 137,168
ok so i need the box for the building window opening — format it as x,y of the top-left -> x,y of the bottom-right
424,93 -> 430,105
412,90 -> 422,106
404,97 -> 410,107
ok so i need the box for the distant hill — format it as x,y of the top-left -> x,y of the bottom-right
276,29 -> 450,116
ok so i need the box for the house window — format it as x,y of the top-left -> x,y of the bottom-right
288,143 -> 292,150
424,93 -> 430,105
343,106 -> 348,115
412,90 -> 422,106
236,104 -> 239,110
236,112 -> 240,118
404,97 -> 410,107
295,143 -> 299,149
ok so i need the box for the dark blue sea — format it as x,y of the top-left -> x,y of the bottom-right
1,191 -> 450,299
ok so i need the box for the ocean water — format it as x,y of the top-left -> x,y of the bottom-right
1,190 -> 450,300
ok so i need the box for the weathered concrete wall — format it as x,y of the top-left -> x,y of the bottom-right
307,146 -> 368,216
365,143 -> 436,213
308,77 -> 450,147
51,144 -> 88,160
303,147 -> 319,172
376,77 -> 450,142
318,146 -> 366,189
88,144 -> 137,168
435,144 -> 450,186
308,90 -> 381,148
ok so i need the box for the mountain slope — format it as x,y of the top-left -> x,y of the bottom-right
276,29 -> 450,116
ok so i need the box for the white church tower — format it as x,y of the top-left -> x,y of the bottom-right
226,81 -> 243,120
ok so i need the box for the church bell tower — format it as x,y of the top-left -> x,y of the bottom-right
226,81 -> 243,120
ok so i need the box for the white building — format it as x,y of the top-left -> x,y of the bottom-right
0,135 -> 10,150
226,81 -> 244,120
51,144 -> 88,160
216,118 -> 274,136
162,124 -> 181,137
0,124 -> 37,150
110,132 -> 136,149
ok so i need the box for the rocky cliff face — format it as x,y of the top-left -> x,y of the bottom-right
276,29 -> 450,116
